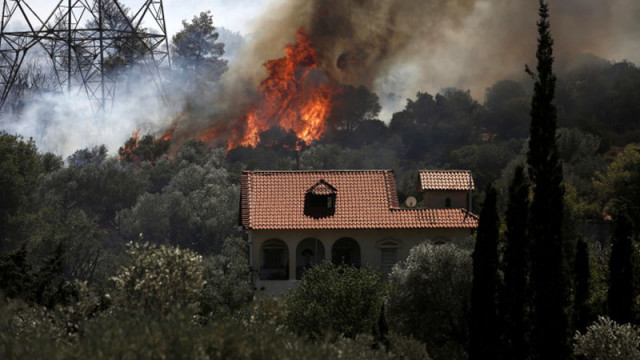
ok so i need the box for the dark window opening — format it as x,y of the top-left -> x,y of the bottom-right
332,238 -> 361,267
296,238 -> 325,280
304,193 -> 336,218
445,197 -> 452,208
304,180 -> 337,218
260,239 -> 289,280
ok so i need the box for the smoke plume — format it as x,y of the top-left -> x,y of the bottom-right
3,0 -> 640,155
172,0 -> 640,142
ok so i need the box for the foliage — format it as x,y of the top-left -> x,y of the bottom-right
1,298 -> 429,360
327,85 -> 381,133
0,132 -> 42,249
501,165 -> 531,359
594,143 -> 640,221
111,243 -> 204,316
526,2 -> 571,358
387,242 -> 472,360
483,79 -> 529,139
575,238 -> 593,332
0,243 -> 79,308
172,11 -> 227,87
450,139 -> 523,191
200,236 -> 253,318
470,184 -> 501,359
608,214 -> 635,324
573,316 -> 640,360
588,241 -> 610,319
118,134 -> 170,164
389,89 -> 479,162
41,154 -> 149,229
558,128 -> 606,219
285,261 -> 385,339
117,150 -> 239,253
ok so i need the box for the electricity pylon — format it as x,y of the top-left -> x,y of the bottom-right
0,0 -> 170,115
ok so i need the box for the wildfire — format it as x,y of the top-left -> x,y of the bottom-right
199,29 -> 339,150
118,129 -> 141,160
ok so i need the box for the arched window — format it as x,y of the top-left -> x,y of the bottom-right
332,238 -> 361,267
260,239 -> 289,280
296,238 -> 325,279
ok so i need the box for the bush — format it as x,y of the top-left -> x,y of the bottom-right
387,242 -> 472,360
111,243 -> 204,316
574,316 -> 640,360
285,261 -> 385,339
200,236 -> 253,318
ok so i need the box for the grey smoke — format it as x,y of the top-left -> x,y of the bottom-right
3,0 -> 640,155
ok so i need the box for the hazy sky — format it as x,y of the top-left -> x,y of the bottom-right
4,0 -> 640,156
18,0 -> 274,36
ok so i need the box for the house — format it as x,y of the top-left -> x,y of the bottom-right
419,170 -> 475,209
240,169 -> 478,294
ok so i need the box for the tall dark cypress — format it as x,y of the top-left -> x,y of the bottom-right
502,166 -> 530,360
574,238 -> 592,332
527,1 -> 571,358
469,184 -> 501,360
608,213 -> 634,324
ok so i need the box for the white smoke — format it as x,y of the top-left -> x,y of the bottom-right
1,66 -> 178,157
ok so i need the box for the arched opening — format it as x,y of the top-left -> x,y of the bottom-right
296,238 -> 325,279
260,239 -> 289,280
331,237 -> 361,267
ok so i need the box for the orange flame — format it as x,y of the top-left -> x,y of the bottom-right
118,129 -> 141,160
200,29 -> 339,150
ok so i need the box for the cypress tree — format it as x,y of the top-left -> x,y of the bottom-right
469,184 -> 501,360
527,1 -> 571,358
574,238 -> 592,332
608,213 -> 634,324
501,165 -> 530,360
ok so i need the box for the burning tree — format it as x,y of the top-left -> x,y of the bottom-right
196,29 -> 341,150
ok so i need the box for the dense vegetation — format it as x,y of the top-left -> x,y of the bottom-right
2,3 -> 640,359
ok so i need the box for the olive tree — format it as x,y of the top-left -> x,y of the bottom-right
111,243 -> 204,316
574,316 -> 640,360
387,242 -> 472,360
285,261 -> 385,339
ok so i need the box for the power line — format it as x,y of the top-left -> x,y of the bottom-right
0,0 -> 170,115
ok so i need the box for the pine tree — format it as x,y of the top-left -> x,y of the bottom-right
574,238 -> 592,332
501,165 -> 530,360
469,184 -> 501,360
608,213 -> 634,324
526,1 -> 571,358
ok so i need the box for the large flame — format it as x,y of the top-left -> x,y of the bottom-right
199,29 -> 339,150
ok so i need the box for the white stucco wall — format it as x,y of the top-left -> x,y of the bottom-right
249,227 -> 474,295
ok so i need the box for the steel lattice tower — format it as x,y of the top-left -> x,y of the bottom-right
0,0 -> 170,114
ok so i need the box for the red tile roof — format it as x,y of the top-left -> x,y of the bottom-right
308,180 -> 337,195
419,170 -> 475,191
241,170 -> 478,230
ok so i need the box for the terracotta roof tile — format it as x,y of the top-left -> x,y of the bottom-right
307,180 -> 337,195
241,170 -> 478,230
419,170 -> 475,191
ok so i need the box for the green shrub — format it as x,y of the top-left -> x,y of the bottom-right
574,316 -> 640,360
111,243 -> 204,316
387,242 -> 472,360
200,236 -> 254,318
285,261 -> 385,339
